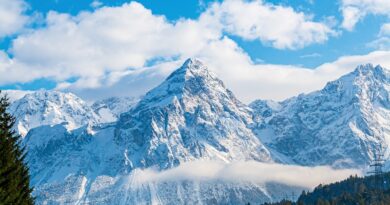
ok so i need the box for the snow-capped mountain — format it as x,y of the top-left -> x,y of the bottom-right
8,90 -> 101,136
92,96 -> 138,122
251,64 -> 390,168
13,61 -> 390,204
24,58 -> 279,204
115,58 -> 272,170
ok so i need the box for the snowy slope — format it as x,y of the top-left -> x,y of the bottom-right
92,96 -> 138,122
24,58 -> 279,204
251,64 -> 390,168
8,90 -> 101,136
25,123 -> 301,205
32,174 -> 300,205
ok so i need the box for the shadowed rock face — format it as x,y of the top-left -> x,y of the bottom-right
251,64 -> 390,168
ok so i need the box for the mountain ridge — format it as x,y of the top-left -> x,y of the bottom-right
251,63 -> 390,168
8,90 -> 101,136
6,59 -> 390,204
22,58 -> 279,204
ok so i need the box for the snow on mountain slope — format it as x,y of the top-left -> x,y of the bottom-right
8,90 -> 101,136
30,160 -> 303,205
115,58 -> 272,170
250,99 -> 283,130
24,123 -> 120,187
25,123 -> 295,205
92,96 -> 138,122
24,58 -> 281,204
251,64 -> 390,168
250,100 -> 282,119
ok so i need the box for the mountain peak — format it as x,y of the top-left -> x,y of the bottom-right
182,57 -> 205,69
116,58 -> 271,170
166,58 -> 209,81
255,63 -> 390,167
24,90 -> 82,104
355,63 -> 374,72
353,63 -> 387,77
138,58 -> 228,109
321,64 -> 389,95
9,90 -> 101,136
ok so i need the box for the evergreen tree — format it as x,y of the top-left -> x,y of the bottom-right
263,172 -> 390,205
0,91 -> 34,204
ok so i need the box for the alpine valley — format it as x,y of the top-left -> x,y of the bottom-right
7,59 -> 390,204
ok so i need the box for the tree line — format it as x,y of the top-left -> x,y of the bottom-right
263,172 -> 390,205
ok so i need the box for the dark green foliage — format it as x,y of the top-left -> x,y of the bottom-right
0,91 -> 34,204
263,199 -> 294,205
264,172 -> 390,205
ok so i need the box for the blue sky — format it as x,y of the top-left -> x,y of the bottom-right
1,0 -> 390,102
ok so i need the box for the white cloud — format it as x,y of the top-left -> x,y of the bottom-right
300,52 -> 322,58
131,160 -> 361,189
90,0 -> 103,9
66,60 -> 182,100
69,37 -> 390,102
0,0 -> 28,38
341,6 -> 362,31
369,23 -> 390,50
193,38 -> 368,102
3,2 -> 223,88
341,0 -> 390,31
203,0 -> 336,49
2,89 -> 32,102
379,23 -> 390,36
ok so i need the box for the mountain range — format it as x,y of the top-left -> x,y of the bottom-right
251,64 -> 390,168
7,59 -> 390,204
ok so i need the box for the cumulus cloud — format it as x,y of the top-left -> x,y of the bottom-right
0,1 -> 336,93
66,60 -> 182,100
131,160 -> 361,189
197,42 -> 390,102
341,0 -> 390,31
368,23 -> 390,50
203,0 -> 336,49
4,2 -> 220,88
0,0 -> 28,38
